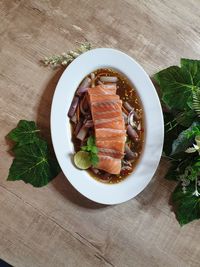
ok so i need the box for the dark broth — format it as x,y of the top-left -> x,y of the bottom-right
71,68 -> 144,184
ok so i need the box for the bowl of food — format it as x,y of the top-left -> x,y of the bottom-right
51,48 -> 164,204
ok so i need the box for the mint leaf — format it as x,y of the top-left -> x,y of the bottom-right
87,136 -> 95,147
172,182 -> 200,226
81,136 -> 99,166
90,153 -> 99,166
7,120 -> 40,146
91,146 -> 98,153
7,120 -> 60,187
81,146 -> 88,151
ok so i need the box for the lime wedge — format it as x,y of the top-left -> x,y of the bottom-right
74,151 -> 91,169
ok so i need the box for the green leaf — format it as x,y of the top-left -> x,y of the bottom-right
175,110 -> 196,127
91,146 -> 98,153
154,59 -> 200,111
81,136 -> 99,166
181,58 -> 200,86
81,146 -> 88,151
185,123 -> 200,139
90,153 -> 99,166
192,90 -> 200,117
165,161 -> 181,181
7,120 -> 40,146
87,136 -> 95,147
172,182 -> 200,225
171,122 -> 200,155
7,139 -> 59,187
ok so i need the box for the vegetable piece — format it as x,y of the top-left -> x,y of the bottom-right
124,102 -> 133,112
90,167 -> 100,174
68,96 -> 79,118
74,151 -> 91,169
125,144 -> 138,160
76,126 -> 88,141
71,113 -> 77,123
137,123 -> 141,130
76,77 -> 91,95
122,112 -> 128,124
7,120 -> 40,146
128,111 -> 137,128
84,120 -> 94,128
127,125 -> 139,142
80,97 -> 89,115
74,120 -> 83,136
91,73 -> 95,87
99,76 -> 118,83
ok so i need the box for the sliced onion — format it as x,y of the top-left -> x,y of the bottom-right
124,102 -> 134,113
100,76 -> 118,83
137,122 -> 141,131
121,165 -> 132,171
68,96 -> 79,118
80,98 -> 89,115
91,168 -> 99,174
133,111 -> 140,120
84,120 -> 93,128
122,160 -> 132,167
125,144 -> 138,160
127,125 -> 139,142
76,77 -> 91,95
91,73 -> 95,87
71,113 -> 77,123
122,112 -> 128,124
128,111 -> 137,128
74,120 -> 83,136
76,126 -> 88,141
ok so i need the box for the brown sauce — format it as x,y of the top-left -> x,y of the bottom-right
70,68 -> 144,184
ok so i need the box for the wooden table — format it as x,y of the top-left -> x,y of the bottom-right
0,1 -> 200,266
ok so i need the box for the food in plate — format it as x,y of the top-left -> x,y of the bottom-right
68,68 -> 144,183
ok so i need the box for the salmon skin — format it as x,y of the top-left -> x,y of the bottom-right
88,85 -> 126,174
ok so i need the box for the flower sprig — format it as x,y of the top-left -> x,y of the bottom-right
42,42 -> 92,68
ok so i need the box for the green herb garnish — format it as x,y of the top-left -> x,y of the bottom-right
154,58 -> 200,225
7,120 -> 60,187
81,136 -> 99,166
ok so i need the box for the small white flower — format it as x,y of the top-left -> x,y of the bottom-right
192,189 -> 200,197
185,136 -> 200,155
185,146 -> 197,153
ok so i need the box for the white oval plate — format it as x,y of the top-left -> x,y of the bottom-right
51,48 -> 164,205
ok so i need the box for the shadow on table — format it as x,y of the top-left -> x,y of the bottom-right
36,68 -> 107,210
52,173 -> 107,209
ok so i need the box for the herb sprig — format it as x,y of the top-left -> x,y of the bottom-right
81,136 -> 99,166
154,58 -> 200,225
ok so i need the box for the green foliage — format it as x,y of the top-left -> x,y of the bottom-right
7,120 -> 60,187
154,58 -> 200,225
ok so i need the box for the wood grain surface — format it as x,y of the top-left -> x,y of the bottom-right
0,1 -> 200,266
